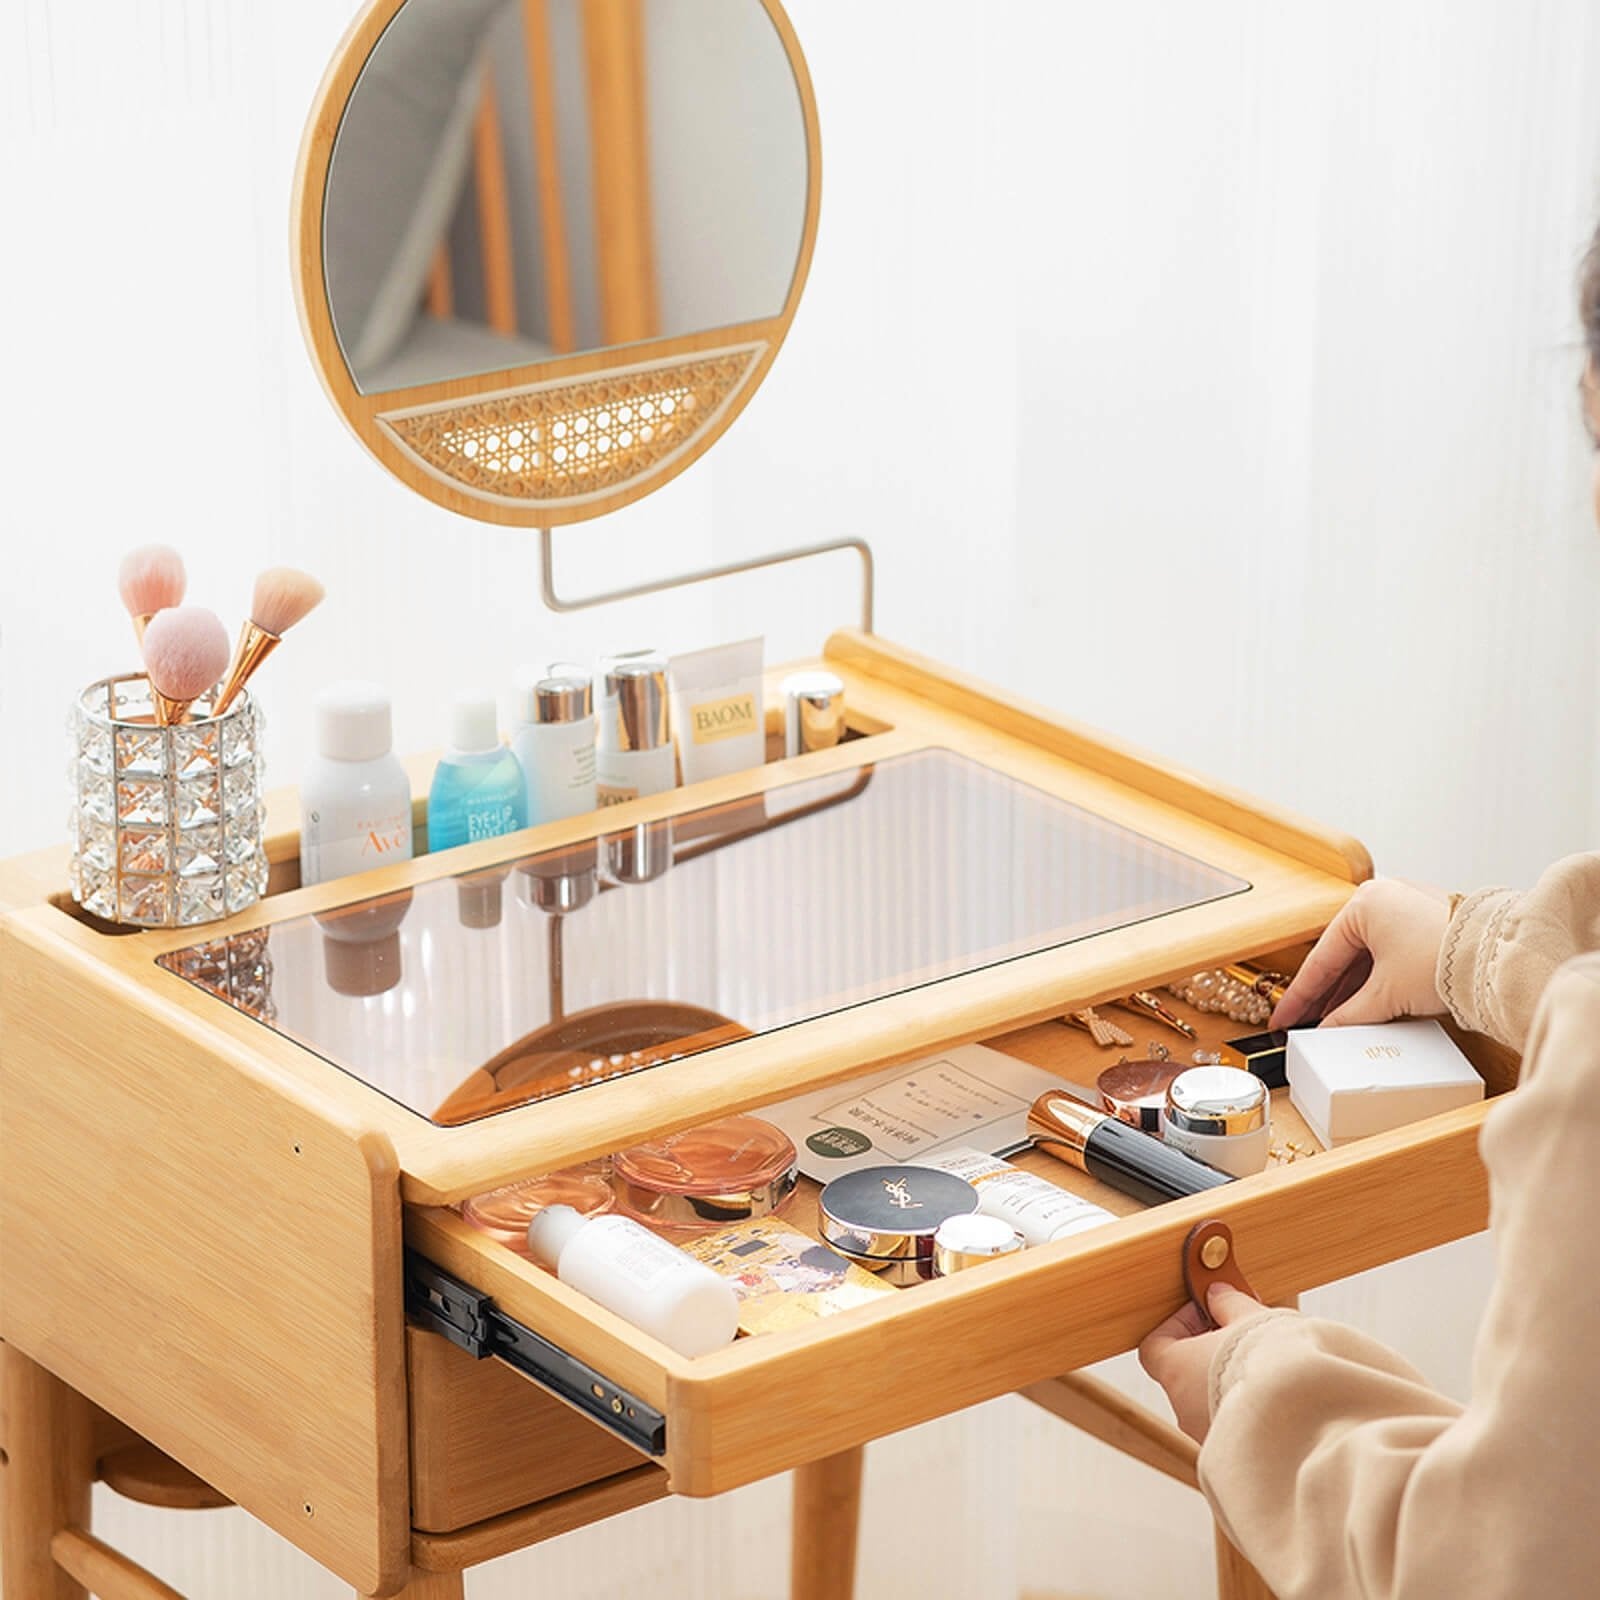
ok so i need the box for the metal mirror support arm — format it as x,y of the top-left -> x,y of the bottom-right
537,527 -> 875,633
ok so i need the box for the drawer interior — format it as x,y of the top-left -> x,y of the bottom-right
405,941 -> 1512,1499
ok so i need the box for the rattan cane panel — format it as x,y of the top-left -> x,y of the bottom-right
376,346 -> 762,507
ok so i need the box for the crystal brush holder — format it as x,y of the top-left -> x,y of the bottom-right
69,673 -> 268,928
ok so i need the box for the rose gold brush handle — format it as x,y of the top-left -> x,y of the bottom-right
212,621 -> 281,716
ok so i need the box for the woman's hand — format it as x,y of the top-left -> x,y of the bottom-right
1138,1283 -> 1266,1443
1271,879 -> 1453,1030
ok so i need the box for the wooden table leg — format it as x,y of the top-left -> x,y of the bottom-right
2,1344 -> 95,1600
358,1575 -> 464,1600
790,1445 -> 865,1600
1215,1526 -> 1275,1600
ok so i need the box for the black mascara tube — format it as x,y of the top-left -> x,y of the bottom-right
1027,1092 -> 1234,1206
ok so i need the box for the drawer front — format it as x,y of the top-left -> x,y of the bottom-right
405,962 -> 1505,1498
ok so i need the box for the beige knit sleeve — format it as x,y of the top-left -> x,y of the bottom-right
1195,954 -> 1600,1600
1436,851 -> 1600,1050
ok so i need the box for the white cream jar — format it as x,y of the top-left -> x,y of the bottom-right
1160,1066 -> 1271,1178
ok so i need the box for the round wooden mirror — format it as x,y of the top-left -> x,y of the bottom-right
292,0 -> 820,527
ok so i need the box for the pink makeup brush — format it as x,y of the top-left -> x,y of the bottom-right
212,567 -> 326,716
142,606 -> 231,726
117,544 -> 187,644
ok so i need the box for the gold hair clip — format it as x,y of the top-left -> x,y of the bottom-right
1112,990 -> 1198,1040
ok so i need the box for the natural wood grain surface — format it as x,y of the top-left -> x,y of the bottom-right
825,629 -> 1373,886
407,1327 -> 641,1532
288,0 -> 821,527
96,1440 -> 232,1511
2,1346 -> 94,1600
361,1573 -> 463,1600
791,1447 -> 864,1600
49,1529 -> 186,1600
410,1465 -> 668,1573
0,924 -> 410,1595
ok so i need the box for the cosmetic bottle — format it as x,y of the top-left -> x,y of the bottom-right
1026,1092 -> 1234,1206
299,681 -> 414,886
511,664 -> 597,824
932,1213 -> 1025,1276
426,695 -> 528,853
1160,1067 -> 1271,1178
596,655 -> 675,806
914,1146 -> 1114,1246
780,669 -> 847,757
526,1205 -> 739,1358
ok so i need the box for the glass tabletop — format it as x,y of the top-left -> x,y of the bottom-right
158,748 -> 1250,1125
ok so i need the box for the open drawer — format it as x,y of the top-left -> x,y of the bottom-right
0,632 -> 1516,1591
401,970 -> 1508,1499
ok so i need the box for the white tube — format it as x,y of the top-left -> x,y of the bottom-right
668,637 -> 766,784
912,1146 -> 1115,1246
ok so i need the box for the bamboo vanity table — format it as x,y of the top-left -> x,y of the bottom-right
0,4 -> 1514,1598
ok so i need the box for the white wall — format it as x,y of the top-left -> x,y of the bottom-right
3,1 -> 1599,1596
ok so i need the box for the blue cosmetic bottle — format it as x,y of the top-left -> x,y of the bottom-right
426,694 -> 528,853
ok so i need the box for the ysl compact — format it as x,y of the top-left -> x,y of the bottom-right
817,1165 -> 981,1285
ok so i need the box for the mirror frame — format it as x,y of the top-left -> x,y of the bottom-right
291,0 -> 821,528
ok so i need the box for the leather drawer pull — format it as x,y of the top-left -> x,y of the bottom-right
1183,1220 -> 1258,1326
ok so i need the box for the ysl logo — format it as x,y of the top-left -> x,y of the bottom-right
881,1176 -> 922,1210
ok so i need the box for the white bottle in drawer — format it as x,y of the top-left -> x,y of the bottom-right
527,1206 -> 738,1358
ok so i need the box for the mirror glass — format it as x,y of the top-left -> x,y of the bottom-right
159,750 -> 1250,1127
323,0 -> 810,395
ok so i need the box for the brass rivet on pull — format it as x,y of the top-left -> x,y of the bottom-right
1201,1235 -> 1230,1270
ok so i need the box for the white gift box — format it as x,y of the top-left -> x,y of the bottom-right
1286,1020 -> 1484,1149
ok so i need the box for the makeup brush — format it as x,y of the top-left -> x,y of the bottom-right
117,544 -> 187,644
142,606 -> 232,726
212,566 -> 326,715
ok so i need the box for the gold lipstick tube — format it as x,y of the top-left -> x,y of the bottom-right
1224,964 -> 1289,1008
1027,1092 -> 1233,1206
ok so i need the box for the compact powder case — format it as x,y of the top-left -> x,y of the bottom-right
1098,1058 -> 1187,1133
818,1166 -> 982,1285
460,1167 -> 615,1258
612,1114 -> 799,1235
